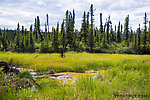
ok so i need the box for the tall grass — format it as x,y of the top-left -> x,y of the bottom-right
0,51 -> 150,99
2,69 -> 149,100
0,52 -> 150,73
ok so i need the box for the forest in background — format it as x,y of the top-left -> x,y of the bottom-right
0,4 -> 150,54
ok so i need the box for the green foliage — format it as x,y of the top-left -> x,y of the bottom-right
1,28 -> 8,51
124,15 -> 130,46
51,24 -> 60,53
14,23 -> 20,51
89,4 -> 94,53
81,11 -> 88,46
40,41 -> 49,53
0,5 -> 150,54
0,52 -> 150,99
117,21 -> 121,43
18,71 -> 32,78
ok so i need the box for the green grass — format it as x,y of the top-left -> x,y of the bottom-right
1,69 -> 149,100
0,51 -> 150,99
0,51 -> 150,73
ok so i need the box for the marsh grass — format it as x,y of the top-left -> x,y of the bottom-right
0,51 -> 150,99
2,68 -> 149,100
0,52 -> 150,73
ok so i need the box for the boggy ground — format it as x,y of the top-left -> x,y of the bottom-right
0,51 -> 150,100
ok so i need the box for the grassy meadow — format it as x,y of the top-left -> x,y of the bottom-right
0,51 -> 150,99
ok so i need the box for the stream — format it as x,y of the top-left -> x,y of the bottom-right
15,67 -> 105,84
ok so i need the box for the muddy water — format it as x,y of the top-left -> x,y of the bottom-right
15,67 -> 105,84
34,70 -> 105,84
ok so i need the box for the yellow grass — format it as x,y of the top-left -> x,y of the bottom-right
0,51 -> 150,72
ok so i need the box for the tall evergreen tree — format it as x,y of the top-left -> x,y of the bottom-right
130,28 -> 134,43
102,22 -> 107,47
100,13 -> 103,34
66,10 -> 73,49
143,12 -> 148,52
124,15 -> 130,46
72,9 -> 75,30
15,23 -> 20,52
40,24 -> 49,53
20,26 -> 25,52
89,4 -> 94,52
81,11 -> 88,44
121,24 -> 123,41
29,25 -> 35,52
21,26 -> 24,34
52,23 -> 59,52
117,21 -> 121,43
60,20 -> 66,51
34,18 -> 38,40
110,24 -> 115,42
72,9 -> 76,51
134,32 -> 137,50
25,28 -> 29,52
106,16 -> 111,44
86,12 -> 90,45
46,14 -> 49,33
95,27 -> 100,46
99,13 -> 104,42
1,28 -> 8,51
137,24 -> 141,52
44,23 -> 49,46
37,16 -> 43,42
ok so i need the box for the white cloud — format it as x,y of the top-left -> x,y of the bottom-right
0,0 -> 150,31
37,1 -> 46,5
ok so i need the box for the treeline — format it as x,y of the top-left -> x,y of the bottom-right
0,4 -> 150,54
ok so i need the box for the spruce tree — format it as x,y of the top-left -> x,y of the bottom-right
46,14 -> 49,33
29,25 -> 35,52
81,11 -> 87,44
110,24 -> 115,42
1,28 -> 8,51
89,4 -> 94,52
15,23 -> 20,52
52,23 -> 59,52
60,20 -> 66,56
95,27 -> 100,46
134,33 -> 137,50
37,16 -> 43,42
137,24 -> 141,52
20,26 -> 25,52
34,18 -> 38,40
114,25 -> 117,41
99,13 -> 104,42
106,16 -> 111,44
72,9 -> 75,30
40,24 -> 49,53
66,10 -> 72,49
130,28 -> 134,43
121,24 -> 123,42
25,28 -> 29,52
117,21 -> 121,43
102,22 -> 106,47
72,9 -> 76,51
86,12 -> 90,46
44,23 -> 49,47
143,12 -> 148,53
124,15 -> 130,46
100,13 -> 103,34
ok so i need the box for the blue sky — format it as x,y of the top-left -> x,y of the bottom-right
0,0 -> 150,31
